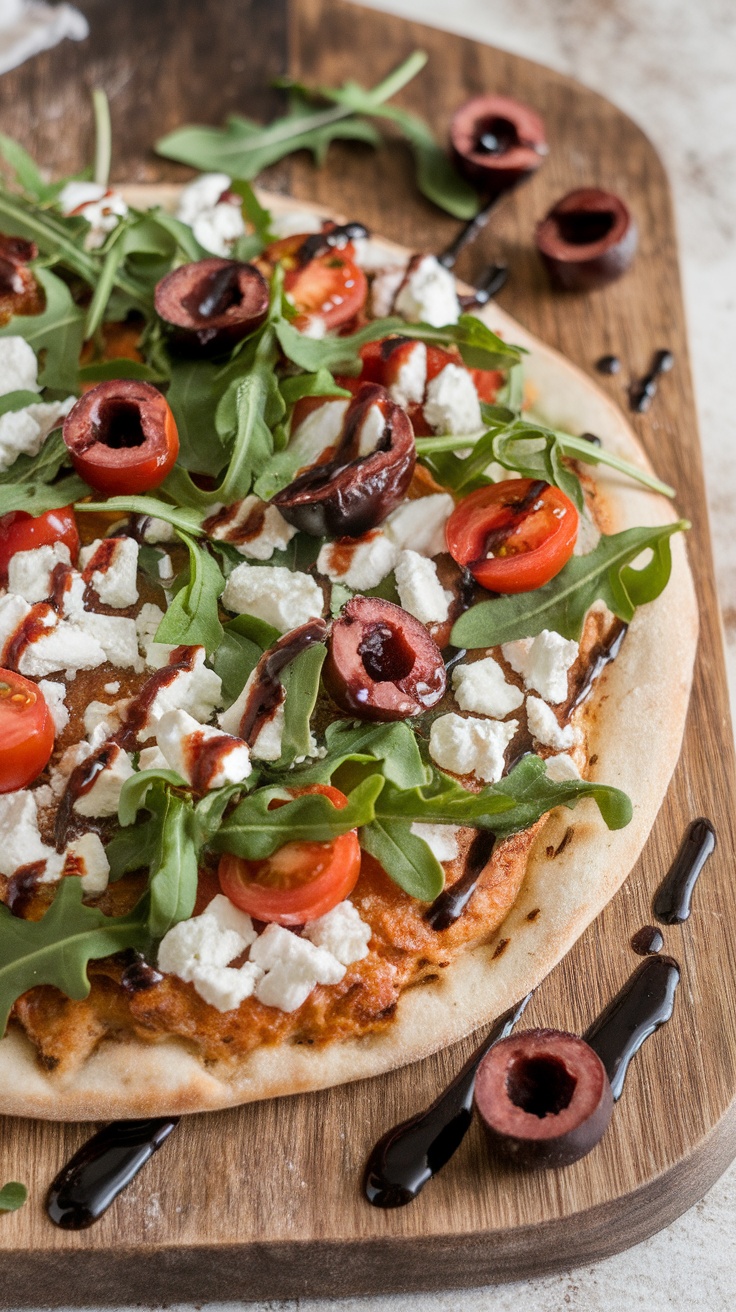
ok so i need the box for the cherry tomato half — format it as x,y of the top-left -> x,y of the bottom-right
62,379 -> 179,496
218,784 -> 362,926
264,234 -> 368,333
0,669 -> 55,793
0,505 -> 80,585
446,478 -> 579,593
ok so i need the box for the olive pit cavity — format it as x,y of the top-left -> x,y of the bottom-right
506,1055 -> 577,1118
359,623 -> 415,683
96,399 -> 146,450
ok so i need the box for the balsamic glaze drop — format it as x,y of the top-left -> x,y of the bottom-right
596,354 -> 621,375
46,1118 -> 179,1229
458,263 -> 509,309
580,431 -> 603,446
653,818 -> 716,925
425,829 -> 496,930
630,925 -> 664,956
363,994 -> 531,1207
584,955 -> 680,1100
438,196 -> 500,270
630,349 -> 674,413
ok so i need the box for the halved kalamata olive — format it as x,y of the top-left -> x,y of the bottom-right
325,596 -> 446,721
273,383 -> 416,539
63,379 -> 179,496
0,233 -> 41,318
154,258 -> 270,353
450,95 -> 547,195
535,189 -> 638,291
474,1028 -> 614,1169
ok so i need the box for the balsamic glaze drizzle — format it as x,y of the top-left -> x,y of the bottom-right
630,925 -> 664,956
653,818 -> 716,925
596,354 -> 621,375
297,222 -> 369,266
584,955 -> 680,1100
630,349 -> 674,413
46,1118 -> 179,1229
568,621 -> 628,713
438,196 -> 501,270
459,263 -> 509,309
363,994 -> 531,1208
425,829 -> 497,930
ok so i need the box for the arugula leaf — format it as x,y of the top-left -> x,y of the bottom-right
0,267 -> 85,392
229,178 -> 277,259
0,879 -> 148,1037
291,720 -> 430,789
451,520 -> 689,648
0,132 -> 58,201
372,105 -> 479,220
0,389 -> 44,418
0,190 -> 98,283
0,473 -> 89,516
360,819 -> 444,900
83,213 -> 175,338
276,642 -> 326,767
491,422 -> 585,510
212,622 -> 263,706
0,429 -> 71,488
489,754 -> 633,835
92,88 -> 112,189
275,313 -> 522,375
164,357 -> 230,475
212,774 -> 383,860
77,495 -> 204,536
78,357 -> 167,384
154,530 -> 225,655
0,1182 -> 28,1214
279,368 -> 351,406
553,427 -> 675,500
146,787 -> 200,938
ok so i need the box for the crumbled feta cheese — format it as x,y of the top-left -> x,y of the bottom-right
79,537 -> 139,608
394,255 -> 460,327
429,712 -> 518,784
544,753 -> 582,782
302,900 -> 372,964
0,592 -> 41,649
222,564 -> 323,633
7,542 -> 71,604
409,822 -> 462,864
23,395 -> 76,436
142,517 -> 177,544
73,744 -> 135,818
58,181 -> 128,248
317,533 -> 396,591
383,494 -> 454,557
176,172 -> 245,256
135,602 -> 175,669
218,670 -> 284,760
502,630 -> 580,704
352,237 -> 393,271
158,896 -> 261,1012
452,656 -> 524,719
75,611 -> 141,669
370,266 -> 405,318
135,647 -> 222,742
250,923 -> 345,1013
526,695 -> 578,751
0,410 -> 43,472
60,570 -> 86,620
395,550 -> 452,625
387,340 -> 427,408
65,832 -> 110,894
0,336 -> 40,395
137,745 -> 170,771
289,398 -> 349,467
356,402 -> 386,456
156,708 -> 251,788
104,681 -> 121,694
19,617 -> 107,679
37,679 -> 69,734
157,552 -> 174,582
423,364 -> 482,436
206,495 -> 297,561
83,698 -> 128,744
269,209 -> 324,239
0,790 -> 58,877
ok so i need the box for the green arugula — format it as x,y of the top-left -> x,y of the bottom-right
0,132 -> 60,202
0,389 -> 44,418
360,820 -> 444,901
0,429 -> 71,488
140,784 -> 200,938
291,720 -> 430,790
0,879 -> 149,1037
451,520 -> 690,648
212,775 -> 383,860
0,473 -> 89,516
77,495 -> 204,535
275,642 -> 327,767
0,1182 -> 28,1214
275,313 -> 521,376
0,267 -> 86,392
153,530 -> 225,655
212,619 -> 264,706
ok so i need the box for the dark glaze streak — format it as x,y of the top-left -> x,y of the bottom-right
297,222 -> 369,266
5,861 -> 46,916
54,744 -> 119,851
630,349 -> 674,413
567,620 -> 628,714
631,925 -> 664,956
49,561 -> 73,614
653,818 -> 716,925
584,954 -> 680,1100
469,480 -> 548,568
187,730 -> 239,793
596,355 -> 621,375
2,603 -> 55,670
580,431 -> 602,447
438,197 -> 501,270
364,994 -> 531,1207
458,263 -> 509,308
425,829 -> 496,931
46,1118 -> 179,1230
118,949 -> 164,993
238,619 -> 326,745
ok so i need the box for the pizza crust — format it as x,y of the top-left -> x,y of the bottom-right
0,191 -> 697,1119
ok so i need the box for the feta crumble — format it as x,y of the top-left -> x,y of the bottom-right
288,398 -> 349,467
206,495 -> 297,560
409,822 -> 462,864
502,630 -> 580,704
387,341 -> 427,408
544,753 -> 582,782
526,695 -> 578,751
37,679 -> 69,734
79,537 -> 139,609
302,900 -> 372,964
156,708 -> 252,788
317,533 -> 397,591
452,657 -> 524,719
137,647 -> 222,741
222,563 -> 323,633
429,712 -> 518,784
176,173 -> 245,257
7,543 -> 71,604
383,494 -> 454,558
250,923 -> 346,1013
0,336 -> 39,396
423,363 -> 482,436
58,181 -> 128,248
158,895 -> 262,1013
394,255 -> 461,327
395,550 -> 451,625
73,743 -> 135,818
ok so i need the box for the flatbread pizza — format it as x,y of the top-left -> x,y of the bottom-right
0,173 -> 696,1120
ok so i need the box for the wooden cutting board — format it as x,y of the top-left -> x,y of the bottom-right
1,0 -> 735,1302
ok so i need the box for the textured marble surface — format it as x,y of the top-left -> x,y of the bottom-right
10,2 -> 736,1309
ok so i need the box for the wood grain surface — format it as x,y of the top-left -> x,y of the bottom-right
1,0 -> 735,1302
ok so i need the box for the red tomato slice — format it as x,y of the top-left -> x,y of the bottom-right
218,784 -> 361,926
264,233 -> 367,332
469,367 -> 504,404
446,478 -> 579,593
0,506 -> 80,586
0,669 -> 55,793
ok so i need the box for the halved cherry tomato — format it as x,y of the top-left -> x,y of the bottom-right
0,506 -> 79,585
218,784 -> 361,926
264,233 -> 367,332
0,669 -> 55,793
62,379 -> 179,496
446,478 -> 579,593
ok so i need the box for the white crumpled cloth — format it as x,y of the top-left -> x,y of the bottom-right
0,0 -> 88,76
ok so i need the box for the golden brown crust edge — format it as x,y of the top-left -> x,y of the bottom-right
0,193 -> 698,1120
